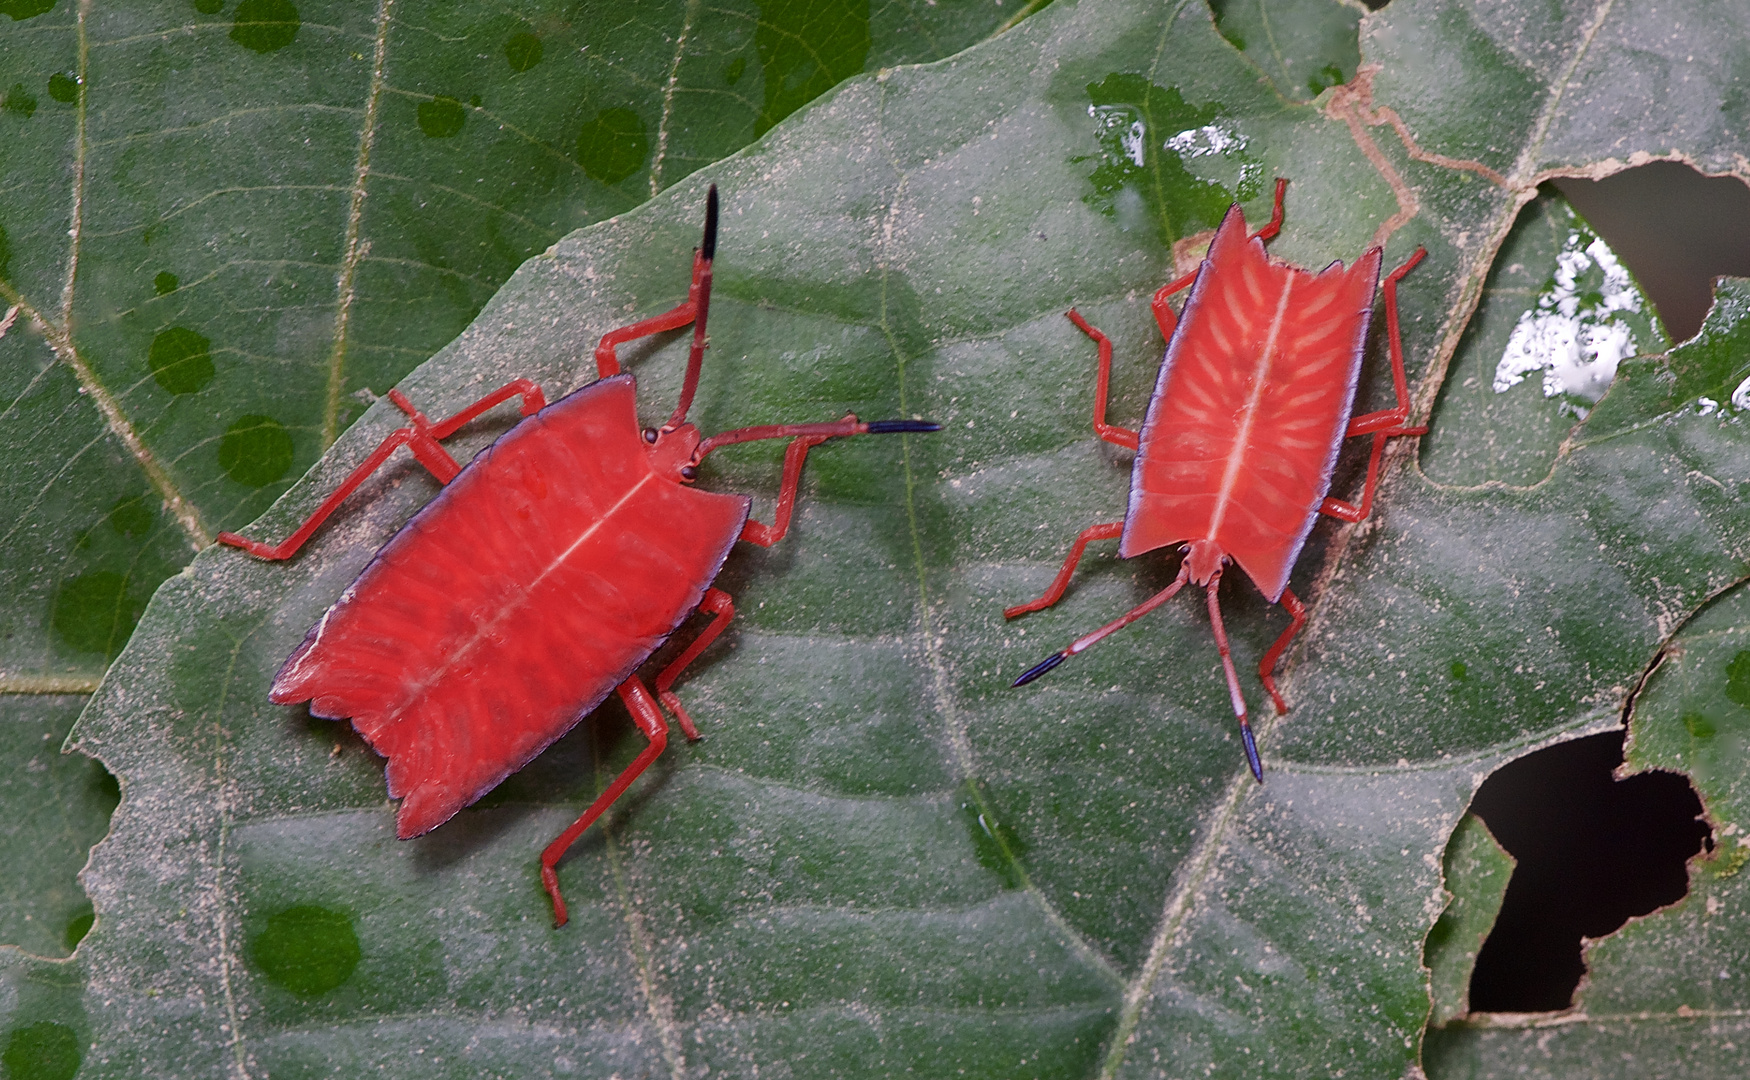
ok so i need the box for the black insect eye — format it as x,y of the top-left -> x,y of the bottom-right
642,427 -> 658,443
679,465 -> 698,480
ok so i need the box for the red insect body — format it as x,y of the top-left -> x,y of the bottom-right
269,375 -> 751,839
220,188 -> 936,923
1009,180 -> 1426,781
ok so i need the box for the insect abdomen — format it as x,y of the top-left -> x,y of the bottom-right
1121,205 -> 1381,601
271,376 -> 749,837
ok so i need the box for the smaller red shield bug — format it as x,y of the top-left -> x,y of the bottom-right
219,187 -> 939,924
1006,179 -> 1426,782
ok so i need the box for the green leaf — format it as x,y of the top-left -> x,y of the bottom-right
1208,0 -> 1364,100
1426,580 -> 1750,1071
11,0 -> 1750,1076
0,0 -> 1017,972
1424,813 -> 1514,1027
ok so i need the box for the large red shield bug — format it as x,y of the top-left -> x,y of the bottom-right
1006,179 -> 1426,782
219,186 -> 938,924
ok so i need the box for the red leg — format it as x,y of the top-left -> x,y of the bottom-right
1004,521 -> 1125,618
1319,432 -> 1388,523
217,379 -> 546,561
1011,563 -> 1191,686
1346,246 -> 1429,437
738,434 -> 832,547
1258,587 -> 1306,715
1250,177 -> 1289,242
1152,181 -> 1287,337
1204,574 -> 1263,783
541,676 -> 669,928
1320,246 -> 1432,525
1065,310 -> 1140,450
1149,270 -> 1200,340
653,587 -> 735,740
688,412 -> 937,547
596,187 -> 720,436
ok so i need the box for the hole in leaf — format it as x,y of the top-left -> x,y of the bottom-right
1552,162 -> 1750,343
1466,730 -> 1712,1012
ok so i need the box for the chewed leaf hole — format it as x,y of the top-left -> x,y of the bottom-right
1466,730 -> 1712,1012
1553,162 -> 1750,343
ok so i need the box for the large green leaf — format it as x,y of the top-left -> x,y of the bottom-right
7,0 -> 1750,1076
1423,283 -> 1750,1077
0,0 -> 1016,970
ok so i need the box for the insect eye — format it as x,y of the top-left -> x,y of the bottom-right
642,427 -> 659,444
679,464 -> 698,481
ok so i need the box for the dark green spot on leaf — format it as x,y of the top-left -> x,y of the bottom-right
1,1022 -> 80,1080
51,571 -> 143,658
723,56 -> 747,85
109,495 -> 154,539
753,0 -> 870,136
230,0 -> 299,54
249,905 -> 361,997
63,908 -> 94,950
153,270 -> 178,295
0,0 -> 55,20
576,108 -> 648,185
1726,650 -> 1750,710
504,32 -> 542,73
1450,661 -> 1468,681
417,95 -> 466,139
147,326 -> 214,395
1308,64 -> 1347,97
218,414 -> 294,487
0,224 -> 11,280
1682,712 -> 1716,739
2,84 -> 37,118
194,0 -> 223,12
46,72 -> 78,103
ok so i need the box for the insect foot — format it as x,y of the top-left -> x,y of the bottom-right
219,185 -> 940,926
1005,177 -> 1427,785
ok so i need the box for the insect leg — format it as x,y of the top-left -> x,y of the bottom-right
594,186 -> 719,383
1258,587 -> 1307,716
1148,270 -> 1200,340
540,676 -> 670,927
1317,432 -> 1388,523
1249,178 -> 1289,243
1065,310 -> 1141,449
653,587 -> 735,740
217,429 -> 417,559
737,433 -> 833,547
694,418 -> 939,547
1324,246 -> 1432,524
1148,179 -> 1285,338
1003,521 -> 1125,618
1012,563 -> 1190,686
426,379 -> 548,439
1204,574 -> 1264,784
1347,246 -> 1429,437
